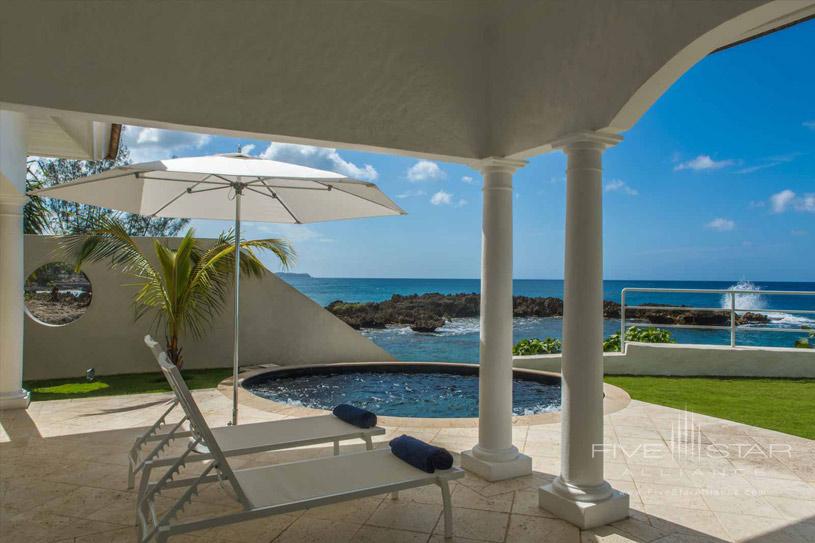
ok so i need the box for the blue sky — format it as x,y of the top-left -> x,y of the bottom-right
123,19 -> 814,281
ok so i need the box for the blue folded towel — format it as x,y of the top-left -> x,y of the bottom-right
332,404 -> 377,428
389,434 -> 454,473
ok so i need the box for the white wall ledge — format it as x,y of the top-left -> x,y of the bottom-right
513,342 -> 815,378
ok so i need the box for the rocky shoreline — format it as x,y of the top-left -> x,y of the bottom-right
326,292 -> 769,332
25,292 -> 91,325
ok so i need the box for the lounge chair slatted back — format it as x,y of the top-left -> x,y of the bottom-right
147,338 -> 251,507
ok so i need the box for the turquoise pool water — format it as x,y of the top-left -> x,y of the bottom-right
244,368 -> 561,418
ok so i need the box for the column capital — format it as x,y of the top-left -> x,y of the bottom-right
551,130 -> 623,151
474,156 -> 527,174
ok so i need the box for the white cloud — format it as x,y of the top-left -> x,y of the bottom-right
604,179 -> 638,196
706,218 -> 735,231
803,120 -> 815,130
770,189 -> 796,213
396,189 -> 426,199
455,198 -> 467,208
430,191 -> 453,206
407,160 -> 445,182
736,153 -> 798,174
259,142 -> 377,181
123,126 -> 212,162
791,229 -> 808,237
461,175 -> 474,184
673,155 -> 735,172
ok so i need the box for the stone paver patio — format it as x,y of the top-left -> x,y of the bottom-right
1,389 -> 814,542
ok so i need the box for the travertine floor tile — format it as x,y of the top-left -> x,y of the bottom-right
434,508 -> 509,542
367,500 -> 443,533
273,516 -> 362,543
505,514 -> 579,543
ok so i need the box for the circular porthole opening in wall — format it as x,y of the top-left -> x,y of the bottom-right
24,262 -> 92,326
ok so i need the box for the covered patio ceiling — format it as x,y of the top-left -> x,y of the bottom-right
1,1 -> 812,162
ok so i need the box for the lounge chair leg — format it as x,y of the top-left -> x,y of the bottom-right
391,491 -> 399,500
333,441 -> 340,456
127,462 -> 136,490
136,461 -> 153,530
439,480 -> 453,539
363,435 -> 373,451
128,438 -> 141,489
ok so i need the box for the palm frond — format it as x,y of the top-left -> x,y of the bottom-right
61,217 -> 159,281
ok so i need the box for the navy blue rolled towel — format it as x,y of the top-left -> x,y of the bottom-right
333,404 -> 377,428
389,434 -> 454,473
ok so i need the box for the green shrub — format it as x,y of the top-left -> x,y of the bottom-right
514,326 -> 675,356
794,327 -> 814,349
603,333 -> 622,352
512,337 -> 562,356
604,326 -> 675,352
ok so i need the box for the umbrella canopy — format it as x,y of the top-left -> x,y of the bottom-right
31,152 -> 405,425
30,153 -> 404,222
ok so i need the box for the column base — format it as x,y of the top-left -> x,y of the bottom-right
538,482 -> 629,529
461,448 -> 532,481
0,389 -> 30,410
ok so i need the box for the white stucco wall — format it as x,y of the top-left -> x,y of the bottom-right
23,235 -> 393,380
513,342 -> 815,378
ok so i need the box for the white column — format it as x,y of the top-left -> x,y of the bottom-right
0,110 -> 30,410
539,132 -> 628,528
461,157 -> 532,482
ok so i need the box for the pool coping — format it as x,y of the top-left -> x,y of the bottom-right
218,361 -> 631,428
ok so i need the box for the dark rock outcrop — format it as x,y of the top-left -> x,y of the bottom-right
326,293 -> 770,330
410,315 -> 446,333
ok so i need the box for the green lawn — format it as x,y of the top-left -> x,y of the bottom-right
24,368 -> 231,401
605,376 -> 815,440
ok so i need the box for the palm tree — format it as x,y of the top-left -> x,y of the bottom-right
61,218 -> 294,367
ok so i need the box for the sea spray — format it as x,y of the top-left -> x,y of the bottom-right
721,280 -> 767,311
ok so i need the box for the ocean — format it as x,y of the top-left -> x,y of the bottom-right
278,277 -> 815,363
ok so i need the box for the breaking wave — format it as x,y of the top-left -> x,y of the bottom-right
722,281 -> 813,327
721,280 -> 767,310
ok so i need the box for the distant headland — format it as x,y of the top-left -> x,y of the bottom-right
277,272 -> 312,279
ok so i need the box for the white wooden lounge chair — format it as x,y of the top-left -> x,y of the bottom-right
138,348 -> 464,542
129,336 -> 385,493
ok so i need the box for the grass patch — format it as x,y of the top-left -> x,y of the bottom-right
25,368 -> 232,401
605,376 -> 815,440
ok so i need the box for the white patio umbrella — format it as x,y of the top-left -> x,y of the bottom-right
30,153 -> 405,424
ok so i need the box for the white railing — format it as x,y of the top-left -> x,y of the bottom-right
620,287 -> 815,351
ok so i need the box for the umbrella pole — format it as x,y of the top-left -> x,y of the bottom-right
231,186 -> 242,426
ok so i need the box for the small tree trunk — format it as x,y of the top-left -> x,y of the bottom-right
166,335 -> 183,368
